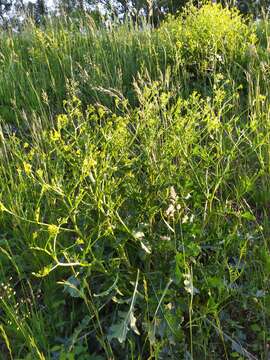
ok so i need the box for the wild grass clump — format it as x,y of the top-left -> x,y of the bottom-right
0,3 -> 258,126
0,18 -> 161,124
0,2 -> 270,359
169,4 -> 255,62
158,3 -> 258,94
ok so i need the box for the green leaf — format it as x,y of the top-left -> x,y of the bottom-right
186,242 -> 201,258
94,274 -> 119,297
207,276 -> 225,290
107,309 -> 140,343
107,311 -> 129,343
241,212 -> 256,221
174,253 -> 184,284
63,275 -> 82,298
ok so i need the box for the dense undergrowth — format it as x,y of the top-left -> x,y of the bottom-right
0,3 -> 270,359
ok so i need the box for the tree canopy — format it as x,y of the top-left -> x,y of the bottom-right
0,0 -> 269,29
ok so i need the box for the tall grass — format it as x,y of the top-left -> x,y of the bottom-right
0,16 -> 164,126
0,3 -> 270,359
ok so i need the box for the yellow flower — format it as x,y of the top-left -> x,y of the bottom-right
57,114 -> 68,128
50,130 -> 61,142
48,224 -> 59,236
82,156 -> 97,174
0,202 -> 6,212
37,169 -> 43,178
23,162 -> 32,175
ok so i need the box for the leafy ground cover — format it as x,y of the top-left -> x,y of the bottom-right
0,3 -> 270,359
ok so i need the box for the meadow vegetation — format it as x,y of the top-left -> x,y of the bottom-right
0,3 -> 270,359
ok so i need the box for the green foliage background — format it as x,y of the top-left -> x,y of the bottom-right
0,3 -> 270,359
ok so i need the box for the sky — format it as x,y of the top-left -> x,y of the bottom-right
46,0 -> 54,7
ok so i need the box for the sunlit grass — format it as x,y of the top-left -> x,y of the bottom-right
0,3 -> 270,359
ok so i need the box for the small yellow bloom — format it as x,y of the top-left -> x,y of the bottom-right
48,224 -> 59,236
50,130 -> 61,142
57,114 -> 68,128
82,156 -> 97,174
37,169 -> 43,178
23,162 -> 32,175
0,202 -> 6,212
